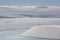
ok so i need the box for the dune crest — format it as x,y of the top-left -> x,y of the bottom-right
22,25 -> 60,39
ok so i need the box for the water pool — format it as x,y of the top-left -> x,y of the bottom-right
0,29 -> 59,40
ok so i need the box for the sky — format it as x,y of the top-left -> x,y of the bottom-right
0,0 -> 60,6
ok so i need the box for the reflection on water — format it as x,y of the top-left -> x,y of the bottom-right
0,29 -> 59,40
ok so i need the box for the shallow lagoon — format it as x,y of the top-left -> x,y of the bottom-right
0,29 -> 59,40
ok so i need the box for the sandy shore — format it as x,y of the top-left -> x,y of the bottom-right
0,18 -> 60,31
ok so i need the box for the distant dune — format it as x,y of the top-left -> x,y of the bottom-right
0,6 -> 60,18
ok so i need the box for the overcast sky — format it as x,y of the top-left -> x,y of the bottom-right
0,0 -> 60,6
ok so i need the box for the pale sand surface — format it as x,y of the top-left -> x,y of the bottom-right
0,18 -> 60,40
22,25 -> 60,39
0,6 -> 60,18
0,18 -> 60,31
0,29 -> 59,40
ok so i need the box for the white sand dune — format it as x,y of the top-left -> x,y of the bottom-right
0,6 -> 60,18
22,25 -> 60,39
0,18 -> 60,31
